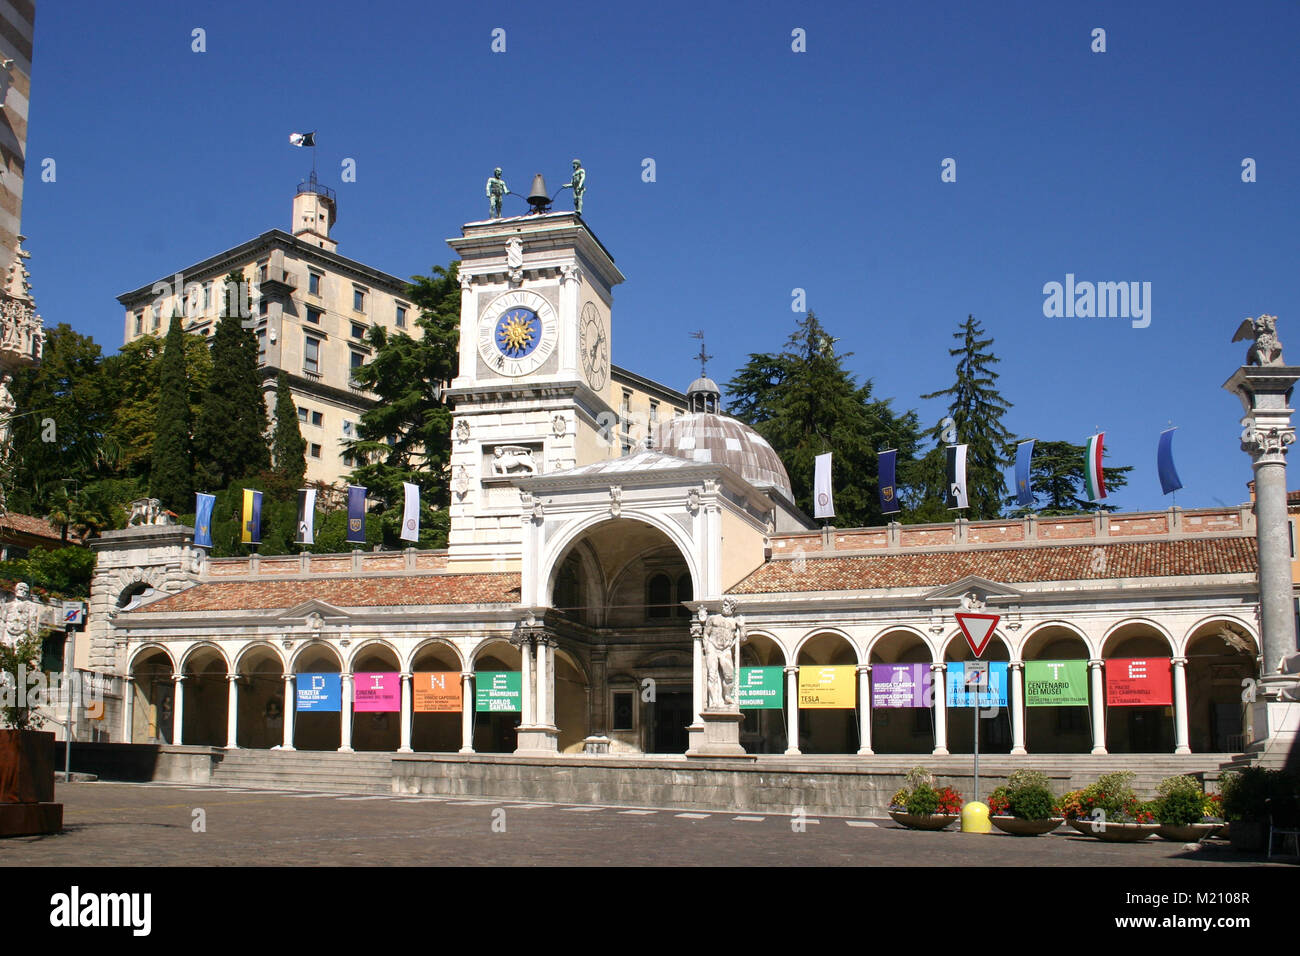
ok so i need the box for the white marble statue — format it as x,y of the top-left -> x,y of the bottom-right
703,598 -> 746,709
1,582 -> 41,649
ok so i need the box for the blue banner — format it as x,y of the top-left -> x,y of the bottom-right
946,661 -> 1008,708
877,449 -> 900,515
194,493 -> 216,548
1157,428 -> 1183,496
1015,439 -> 1035,506
296,673 -> 342,712
346,484 -> 366,544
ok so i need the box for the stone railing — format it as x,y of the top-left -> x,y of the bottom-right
203,548 -> 450,579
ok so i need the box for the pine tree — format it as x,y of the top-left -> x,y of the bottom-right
193,270 -> 270,489
148,309 -> 194,509
726,311 -> 922,527
269,371 -> 307,492
912,316 -> 1014,521
1006,439 -> 1134,515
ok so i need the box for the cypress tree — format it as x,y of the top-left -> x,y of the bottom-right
193,270 -> 270,488
148,309 -> 194,509
270,371 -> 307,491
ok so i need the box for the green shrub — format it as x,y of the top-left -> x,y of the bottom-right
1157,789 -> 1205,826
1008,785 -> 1057,821
906,783 -> 940,816
1006,768 -> 1051,792
1220,768 -> 1300,824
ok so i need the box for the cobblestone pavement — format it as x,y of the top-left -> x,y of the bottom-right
0,782 -> 1284,867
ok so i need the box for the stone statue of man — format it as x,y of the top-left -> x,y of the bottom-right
567,159 -> 586,215
703,598 -> 746,709
0,373 -> 15,454
486,168 -> 508,218
1,582 -> 41,649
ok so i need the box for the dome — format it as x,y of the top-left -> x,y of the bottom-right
686,376 -> 719,396
653,412 -> 793,499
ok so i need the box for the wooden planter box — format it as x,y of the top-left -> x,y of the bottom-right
0,729 -> 63,837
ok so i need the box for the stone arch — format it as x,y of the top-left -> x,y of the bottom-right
1182,616 -> 1261,753
739,630 -> 788,754
1101,618 -> 1176,657
290,641 -> 344,752
409,640 -> 466,753
346,638 -> 402,673
180,642 -> 230,747
795,630 -> 861,755
943,631 -> 1011,756
867,628 -> 938,755
127,645 -> 175,744
350,642 -> 402,753
235,642 -> 287,749
554,645 -> 590,754
793,627 -> 862,665
113,568 -> 167,610
542,511 -> 702,606
1020,620 -> 1096,660
1019,623 -> 1093,754
471,638 -> 521,754
1101,619 -> 1177,754
406,638 -> 466,674
865,624 -> 936,663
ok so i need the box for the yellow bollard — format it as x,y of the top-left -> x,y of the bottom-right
961,800 -> 991,834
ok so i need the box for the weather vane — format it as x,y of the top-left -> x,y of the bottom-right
690,330 -> 712,378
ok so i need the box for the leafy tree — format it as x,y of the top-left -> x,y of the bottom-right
269,371 -> 307,493
909,316 -> 1014,521
345,262 -> 460,548
1005,439 -> 1133,515
193,270 -> 270,489
148,310 -> 195,509
726,311 -> 922,527
0,546 -> 96,597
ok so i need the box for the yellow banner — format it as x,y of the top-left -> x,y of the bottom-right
798,665 -> 857,709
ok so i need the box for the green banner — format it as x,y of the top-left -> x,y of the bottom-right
474,671 -> 522,712
1024,660 -> 1088,707
738,667 -> 784,710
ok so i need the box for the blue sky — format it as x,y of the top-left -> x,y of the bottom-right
22,0 -> 1300,513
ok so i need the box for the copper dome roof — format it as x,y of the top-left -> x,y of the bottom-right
653,413 -> 793,499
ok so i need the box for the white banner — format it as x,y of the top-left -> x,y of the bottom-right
400,482 -> 420,542
813,452 -> 834,520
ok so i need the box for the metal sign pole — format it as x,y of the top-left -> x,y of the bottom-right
64,628 -> 75,779
972,677 -> 979,804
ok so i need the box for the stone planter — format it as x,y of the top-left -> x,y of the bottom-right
1156,822 -> 1224,842
1067,818 -> 1159,842
991,815 -> 1063,836
888,810 -> 958,831
0,729 -> 63,838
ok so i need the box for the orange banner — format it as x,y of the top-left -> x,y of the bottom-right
413,672 -> 462,713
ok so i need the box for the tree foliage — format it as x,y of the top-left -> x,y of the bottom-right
270,371 -> 307,493
1005,439 -> 1133,515
148,310 -> 195,510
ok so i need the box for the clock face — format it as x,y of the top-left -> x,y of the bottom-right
579,302 -> 608,390
477,290 -> 558,377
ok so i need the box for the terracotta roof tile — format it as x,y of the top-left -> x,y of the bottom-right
133,573 -> 521,613
0,512 -> 77,543
729,538 -> 1258,594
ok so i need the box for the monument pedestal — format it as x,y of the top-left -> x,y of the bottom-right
514,725 -> 559,755
0,730 -> 63,838
685,710 -> 751,758
1246,688 -> 1299,762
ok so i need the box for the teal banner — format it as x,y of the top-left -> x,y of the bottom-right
474,671 -> 521,713
738,667 -> 784,709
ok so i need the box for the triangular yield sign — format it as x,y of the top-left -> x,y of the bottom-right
955,612 -> 1000,658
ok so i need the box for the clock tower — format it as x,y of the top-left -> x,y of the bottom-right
444,211 -> 622,569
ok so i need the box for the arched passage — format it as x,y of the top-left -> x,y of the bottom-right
555,647 -> 590,753
181,644 -> 230,747
472,639 -> 521,754
410,640 -> 463,753
944,633 -> 1011,755
1184,618 -> 1259,753
236,644 -> 286,749
1102,621 -> 1175,754
868,629 -> 935,755
292,642 -> 343,752
350,643 -> 401,752
1020,624 -> 1092,754
128,647 -> 175,744
740,632 -> 787,754
795,631 -> 859,754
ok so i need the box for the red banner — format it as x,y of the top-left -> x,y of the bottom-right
1105,657 -> 1172,706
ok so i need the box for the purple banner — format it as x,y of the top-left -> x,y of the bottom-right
871,663 -> 932,708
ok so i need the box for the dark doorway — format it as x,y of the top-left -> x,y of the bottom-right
650,691 -> 692,753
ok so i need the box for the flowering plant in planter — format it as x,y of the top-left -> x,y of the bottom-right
888,767 -> 964,817
1064,771 -> 1156,824
1153,775 -> 1218,826
988,769 -> 1059,821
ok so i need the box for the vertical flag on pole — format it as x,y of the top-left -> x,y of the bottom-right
1014,439 -> 1035,507
240,489 -> 263,544
945,444 -> 968,510
1085,433 -> 1107,501
296,489 -> 317,545
813,453 -> 835,520
194,493 -> 216,549
400,482 -> 420,543
877,449 -> 900,515
346,485 -> 366,544
1157,428 -> 1183,496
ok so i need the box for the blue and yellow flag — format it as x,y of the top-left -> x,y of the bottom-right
346,485 -> 367,544
877,449 -> 900,515
194,493 -> 216,548
240,489 -> 263,544
1015,439 -> 1035,507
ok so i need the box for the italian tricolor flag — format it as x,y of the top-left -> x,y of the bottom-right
1086,433 -> 1107,501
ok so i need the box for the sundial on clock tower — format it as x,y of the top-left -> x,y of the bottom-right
477,289 -> 558,378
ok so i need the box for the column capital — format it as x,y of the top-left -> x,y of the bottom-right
1171,656 -> 1189,666
856,664 -> 872,675
281,673 -> 295,682
783,664 -> 799,675
340,671 -> 354,682
1008,660 -> 1024,672
461,670 -> 474,680
1088,659 -> 1105,669
171,673 -> 187,683
400,672 -> 413,680
226,673 -> 241,682
930,662 -> 947,673
122,675 -> 135,684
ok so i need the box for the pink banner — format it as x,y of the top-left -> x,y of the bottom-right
353,672 -> 401,712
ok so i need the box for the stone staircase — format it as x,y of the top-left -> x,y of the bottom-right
208,749 -> 394,794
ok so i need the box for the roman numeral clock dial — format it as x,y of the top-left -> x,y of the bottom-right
477,290 -> 558,378
579,301 -> 608,391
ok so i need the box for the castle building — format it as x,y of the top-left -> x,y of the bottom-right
82,208 -> 1271,772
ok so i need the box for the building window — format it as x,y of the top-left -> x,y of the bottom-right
351,350 -> 364,371
134,312 -> 143,335
304,335 -> 321,374
612,692 -> 634,732
311,411 -> 323,427
343,453 -> 355,468
297,407 -> 308,423
306,307 -> 322,324
650,400 -> 659,424
202,281 -> 212,310
351,322 -> 366,340
152,309 -> 161,331
308,271 -> 321,295
309,443 -> 322,459
256,328 -> 267,364
353,288 -> 367,312
258,261 -> 268,283
396,305 -> 407,328
259,298 -> 269,316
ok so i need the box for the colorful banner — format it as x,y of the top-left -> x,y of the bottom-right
1015,439 -> 1035,506
1025,660 -> 1089,707
797,665 -> 856,709
241,489 -> 263,544
878,449 -> 900,515
346,484 -> 367,544
738,667 -> 784,709
413,672 -> 462,713
353,672 -> 401,712
946,661 -> 1008,708
1105,657 -> 1172,706
296,673 -> 341,712
474,671 -> 522,712
870,663 -> 932,708
1086,433 -> 1107,501
194,492 -> 216,548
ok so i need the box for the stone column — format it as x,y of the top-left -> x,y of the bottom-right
1088,660 -> 1107,754
338,672 -> 354,753
856,664 -> 873,755
783,665 -> 800,755
930,663 -> 948,756
519,635 -> 535,726
225,674 -> 240,750
171,674 -> 186,746
691,619 -> 704,725
1009,661 -> 1027,755
398,672 -> 413,753
1171,657 -> 1191,755
536,639 -> 551,728
120,676 -> 135,744
281,674 -> 296,750
459,671 -> 474,753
